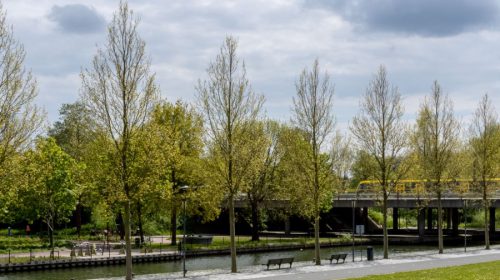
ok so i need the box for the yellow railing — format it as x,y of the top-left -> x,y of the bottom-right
347,178 -> 500,194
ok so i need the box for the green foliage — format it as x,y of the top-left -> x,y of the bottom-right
17,137 -> 78,226
276,127 -> 335,219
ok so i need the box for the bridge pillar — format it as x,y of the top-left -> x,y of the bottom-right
452,208 -> 459,236
490,207 -> 496,238
427,208 -> 433,230
392,208 -> 399,230
284,216 -> 291,235
446,208 -> 452,230
362,207 -> 368,229
418,208 -> 426,237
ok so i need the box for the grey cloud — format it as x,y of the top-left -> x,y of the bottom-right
48,4 -> 105,34
308,0 -> 499,36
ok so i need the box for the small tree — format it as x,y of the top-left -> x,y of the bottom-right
149,100 -> 204,245
246,120 -> 283,241
19,138 -> 77,250
49,102 -> 97,237
469,94 -> 499,249
414,81 -> 459,254
351,66 -> 407,259
197,36 -> 263,273
330,131 -> 354,191
292,59 -> 335,265
80,2 -> 157,279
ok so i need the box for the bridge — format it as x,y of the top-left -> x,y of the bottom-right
234,179 -> 500,237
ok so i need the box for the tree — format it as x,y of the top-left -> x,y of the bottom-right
18,137 -> 77,251
469,94 -> 499,249
330,131 -> 354,191
197,36 -> 263,273
148,100 -> 204,245
245,120 -> 283,241
49,102 -> 97,236
292,59 -> 335,265
0,3 -> 43,213
80,2 -> 158,279
351,66 -> 407,259
414,81 -> 459,254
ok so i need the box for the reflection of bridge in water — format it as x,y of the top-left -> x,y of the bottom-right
235,179 -> 500,237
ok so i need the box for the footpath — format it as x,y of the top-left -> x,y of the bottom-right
119,245 -> 500,280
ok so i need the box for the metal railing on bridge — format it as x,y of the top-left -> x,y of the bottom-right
341,178 -> 500,200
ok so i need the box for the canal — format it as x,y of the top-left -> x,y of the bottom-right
0,245 -> 444,280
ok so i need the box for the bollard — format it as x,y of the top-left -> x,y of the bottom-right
8,250 -> 10,264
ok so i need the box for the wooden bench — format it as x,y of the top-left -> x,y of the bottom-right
329,253 -> 347,264
262,257 -> 294,270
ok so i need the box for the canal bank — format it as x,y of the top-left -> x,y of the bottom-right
0,232 -> 496,275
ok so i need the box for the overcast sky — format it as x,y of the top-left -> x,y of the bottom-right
3,0 -> 500,132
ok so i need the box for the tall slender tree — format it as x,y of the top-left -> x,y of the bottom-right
351,66 -> 407,259
197,36 -> 263,273
0,3 -> 43,217
80,2 -> 157,279
292,59 -> 335,265
414,81 -> 459,254
469,94 -> 498,249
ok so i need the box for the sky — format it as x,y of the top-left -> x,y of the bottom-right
2,0 -> 500,133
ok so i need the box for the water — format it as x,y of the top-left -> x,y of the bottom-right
0,245 -> 441,280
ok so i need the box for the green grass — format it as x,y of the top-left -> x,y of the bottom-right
348,260 -> 500,280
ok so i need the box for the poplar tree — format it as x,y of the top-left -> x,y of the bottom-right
197,36 -> 263,273
351,66 -> 407,259
80,2 -> 157,279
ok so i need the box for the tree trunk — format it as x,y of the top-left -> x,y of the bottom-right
117,212 -> 125,240
437,192 -> 443,254
76,202 -> 82,238
48,218 -> 54,251
171,198 -> 177,246
383,190 -> 389,259
314,214 -> 321,265
229,195 -> 237,273
137,202 -> 144,244
124,200 -> 133,280
251,201 -> 260,241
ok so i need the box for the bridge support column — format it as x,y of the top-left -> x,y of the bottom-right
446,208 -> 452,230
427,208 -> 433,230
362,207 -> 368,226
452,208 -> 459,236
392,208 -> 399,231
418,208 -> 426,237
490,207 -> 496,238
284,216 -> 291,235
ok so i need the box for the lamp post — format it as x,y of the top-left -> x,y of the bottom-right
179,185 -> 189,277
352,199 -> 355,262
464,199 -> 467,253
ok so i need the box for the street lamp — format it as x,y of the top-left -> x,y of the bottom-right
179,185 -> 189,278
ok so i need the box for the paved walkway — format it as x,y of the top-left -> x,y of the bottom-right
253,251 -> 500,280
147,246 -> 500,280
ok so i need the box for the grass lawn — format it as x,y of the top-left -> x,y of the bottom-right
348,260 -> 500,280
